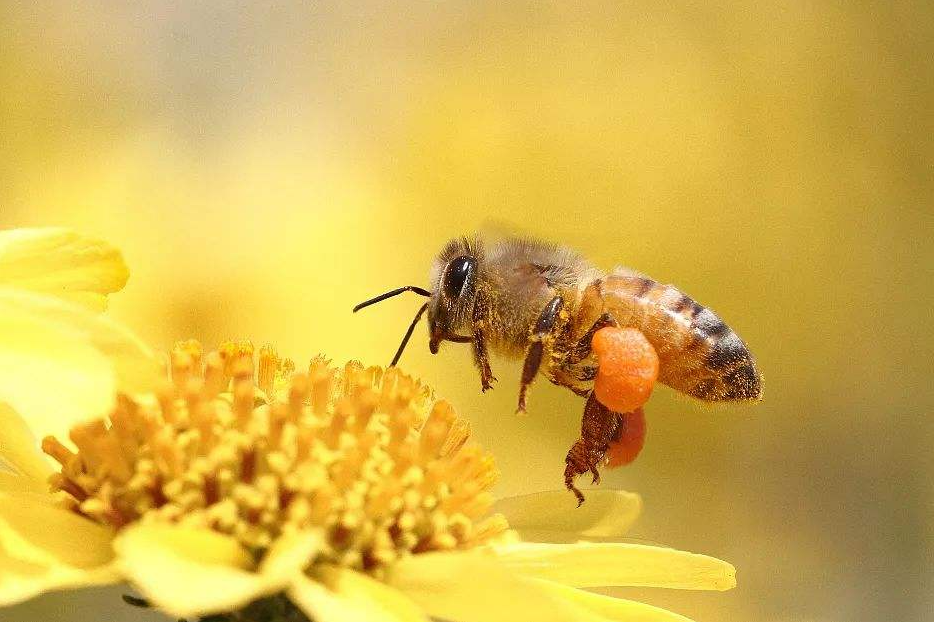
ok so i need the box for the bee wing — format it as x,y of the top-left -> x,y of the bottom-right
609,265 -> 649,279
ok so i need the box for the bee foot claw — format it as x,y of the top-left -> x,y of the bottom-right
564,459 -> 587,506
590,467 -> 601,485
566,482 -> 585,506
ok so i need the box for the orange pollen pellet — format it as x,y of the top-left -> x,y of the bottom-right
591,327 -> 659,413
605,407 -> 647,468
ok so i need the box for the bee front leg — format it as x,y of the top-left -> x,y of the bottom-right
517,296 -> 565,413
472,327 -> 497,392
564,392 -> 623,506
472,291 -> 497,392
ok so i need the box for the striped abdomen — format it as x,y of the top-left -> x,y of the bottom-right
599,273 -> 761,401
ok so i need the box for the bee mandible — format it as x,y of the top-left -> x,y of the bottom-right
353,236 -> 762,504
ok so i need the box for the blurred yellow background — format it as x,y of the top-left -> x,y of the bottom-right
2,2 -> 931,621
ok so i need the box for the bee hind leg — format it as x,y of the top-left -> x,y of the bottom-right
563,392 -> 623,505
566,312 -> 618,365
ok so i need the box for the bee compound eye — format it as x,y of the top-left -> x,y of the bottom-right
443,256 -> 474,299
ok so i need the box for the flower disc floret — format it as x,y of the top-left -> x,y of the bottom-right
43,341 -> 507,575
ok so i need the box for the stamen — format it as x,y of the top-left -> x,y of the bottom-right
43,341 -> 508,574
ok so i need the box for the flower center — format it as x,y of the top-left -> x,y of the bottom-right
43,341 -> 507,573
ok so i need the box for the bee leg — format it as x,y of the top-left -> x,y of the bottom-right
472,291 -> 497,392
549,366 -> 594,399
472,327 -> 497,392
564,392 -> 623,505
566,312 -> 618,365
553,312 -> 615,398
517,296 -> 565,413
564,464 -> 586,505
576,365 -> 598,382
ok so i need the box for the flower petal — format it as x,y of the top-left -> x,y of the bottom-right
0,471 -> 51,497
290,566 -> 428,622
0,543 -> 62,606
0,402 -> 52,484
493,490 -> 642,542
493,542 -> 736,590
0,488 -> 119,604
0,228 -> 128,311
0,540 -> 119,607
388,550 -> 607,622
259,530 -> 323,581
532,579 -> 696,622
112,523 -> 281,618
0,289 -> 161,443
0,490 -> 114,568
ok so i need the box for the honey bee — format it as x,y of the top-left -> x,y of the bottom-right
354,236 -> 761,503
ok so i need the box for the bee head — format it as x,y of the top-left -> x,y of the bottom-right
427,237 -> 483,354
351,236 -> 483,367
428,255 -> 477,352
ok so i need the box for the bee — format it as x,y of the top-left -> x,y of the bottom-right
354,236 -> 761,503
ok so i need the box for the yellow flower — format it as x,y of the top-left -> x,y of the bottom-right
0,227 -> 736,622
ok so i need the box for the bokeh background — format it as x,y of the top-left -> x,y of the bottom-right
2,2 -> 932,621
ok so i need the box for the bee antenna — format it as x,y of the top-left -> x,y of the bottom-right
352,286 -> 431,312
390,302 -> 429,367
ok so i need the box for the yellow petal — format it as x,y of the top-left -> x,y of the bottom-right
493,542 -> 736,590
389,550 -> 606,622
0,540 -> 119,607
0,471 -> 50,497
0,543 -> 62,606
259,530 -> 323,581
0,489 -> 119,604
112,524 -> 281,618
532,579 -> 696,622
0,289 -> 161,443
0,289 -> 159,394
0,402 -> 51,484
0,490 -> 114,569
0,228 -> 128,311
290,566 -> 428,622
493,490 -> 642,542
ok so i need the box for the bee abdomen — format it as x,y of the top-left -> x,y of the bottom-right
688,307 -> 761,401
602,274 -> 762,402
